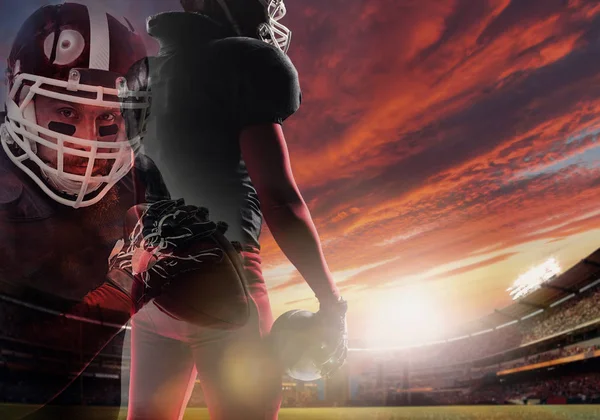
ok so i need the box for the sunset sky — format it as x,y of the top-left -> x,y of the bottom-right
2,0 -> 600,347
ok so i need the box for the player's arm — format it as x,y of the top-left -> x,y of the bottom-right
238,43 -> 347,377
237,43 -> 341,306
240,124 -> 341,305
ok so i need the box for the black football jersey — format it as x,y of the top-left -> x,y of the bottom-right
138,11 -> 302,250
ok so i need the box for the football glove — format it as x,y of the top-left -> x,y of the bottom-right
105,199 -> 243,314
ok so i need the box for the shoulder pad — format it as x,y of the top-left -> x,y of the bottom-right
233,39 -> 301,126
0,147 -> 54,220
0,163 -> 23,206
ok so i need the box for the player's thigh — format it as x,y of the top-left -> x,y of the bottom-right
193,338 -> 282,420
127,321 -> 196,420
192,299 -> 282,420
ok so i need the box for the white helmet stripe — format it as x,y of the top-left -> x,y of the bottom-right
85,4 -> 111,70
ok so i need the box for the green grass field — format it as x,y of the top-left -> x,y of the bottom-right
2,405 -> 600,420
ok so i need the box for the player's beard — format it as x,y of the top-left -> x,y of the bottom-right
82,183 -> 121,222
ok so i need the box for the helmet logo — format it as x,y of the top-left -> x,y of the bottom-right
43,30 -> 86,66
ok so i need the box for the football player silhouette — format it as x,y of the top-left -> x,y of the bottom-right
121,1 -> 348,419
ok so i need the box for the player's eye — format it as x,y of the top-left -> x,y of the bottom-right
98,112 -> 116,122
58,108 -> 78,119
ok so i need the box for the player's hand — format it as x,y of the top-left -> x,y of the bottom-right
313,297 -> 348,378
106,199 -> 239,313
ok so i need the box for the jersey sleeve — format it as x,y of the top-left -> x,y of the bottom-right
238,43 -> 302,127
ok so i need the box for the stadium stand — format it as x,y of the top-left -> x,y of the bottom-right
345,248 -> 600,407
1,248 -> 600,408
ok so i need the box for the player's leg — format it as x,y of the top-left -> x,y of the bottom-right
193,308 -> 282,419
192,248 -> 283,420
126,303 -> 197,420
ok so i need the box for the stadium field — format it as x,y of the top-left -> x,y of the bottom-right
1,405 -> 600,420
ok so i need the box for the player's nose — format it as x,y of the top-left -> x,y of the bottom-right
55,118 -> 94,150
69,120 -> 117,150
81,120 -> 100,143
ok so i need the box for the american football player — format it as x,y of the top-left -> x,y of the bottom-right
0,3 -> 175,418
121,1 -> 348,419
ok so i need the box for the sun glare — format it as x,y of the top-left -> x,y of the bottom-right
365,288 -> 446,348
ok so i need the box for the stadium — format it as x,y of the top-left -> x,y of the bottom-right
2,248 -> 600,419
2,0 -> 600,419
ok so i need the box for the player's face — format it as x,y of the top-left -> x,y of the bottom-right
34,95 -> 125,176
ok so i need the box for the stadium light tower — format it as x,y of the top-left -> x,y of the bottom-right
507,257 -> 561,301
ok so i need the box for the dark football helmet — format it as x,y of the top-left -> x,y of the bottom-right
181,0 -> 292,53
1,2 -> 150,208
270,299 -> 348,381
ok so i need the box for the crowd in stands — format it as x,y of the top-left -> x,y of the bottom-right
485,343 -> 600,372
0,297 -> 127,356
468,373 -> 600,405
359,284 -> 600,370
524,344 -> 600,365
353,373 -> 600,406
520,288 -> 600,343
0,370 -> 117,405
3,278 -> 600,408
409,325 -> 523,367
80,378 -> 121,406
354,340 -> 600,397
0,299 -> 72,352
187,385 -> 207,407
281,387 -> 321,408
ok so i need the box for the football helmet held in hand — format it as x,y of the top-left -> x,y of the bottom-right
270,298 -> 348,381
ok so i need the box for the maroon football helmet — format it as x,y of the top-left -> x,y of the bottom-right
1,2 -> 150,207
